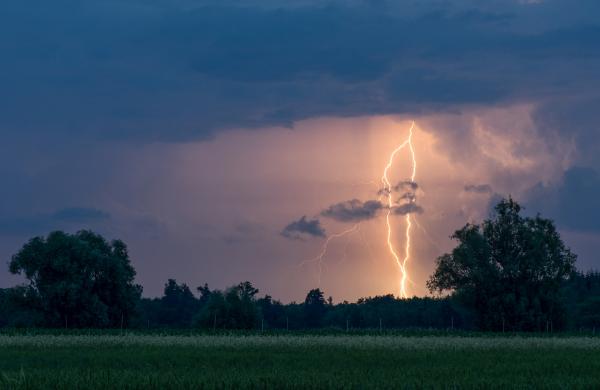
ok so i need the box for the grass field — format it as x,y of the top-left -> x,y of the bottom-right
1,333 -> 599,389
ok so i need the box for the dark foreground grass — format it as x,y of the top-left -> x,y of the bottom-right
0,335 -> 599,389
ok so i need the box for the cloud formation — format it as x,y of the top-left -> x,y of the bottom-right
281,216 -> 326,240
393,203 -> 424,216
2,0 -> 599,150
393,181 -> 419,192
0,207 -> 110,235
321,199 -> 384,222
1,0 -> 600,298
526,167 -> 600,232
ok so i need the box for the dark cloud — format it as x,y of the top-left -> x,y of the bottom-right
378,181 -> 418,197
2,0 -> 600,296
525,167 -> 600,232
321,199 -> 384,222
532,96 -> 600,167
397,192 -> 416,203
464,184 -> 493,194
393,181 -> 418,192
281,216 -> 326,240
0,207 -> 110,236
1,0 -> 599,146
393,203 -> 424,216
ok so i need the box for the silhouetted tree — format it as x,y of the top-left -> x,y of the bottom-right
304,288 -> 327,327
427,198 -> 576,331
224,281 -> 260,329
257,295 -> 286,329
0,286 -> 43,327
562,271 -> 600,330
8,230 -> 142,328
194,281 -> 260,329
155,279 -> 199,327
197,283 -> 212,305
194,290 -> 228,329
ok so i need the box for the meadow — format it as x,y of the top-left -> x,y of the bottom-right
1,333 -> 599,389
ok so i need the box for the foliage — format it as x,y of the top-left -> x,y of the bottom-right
304,288 -> 326,327
562,271 -> 600,329
427,198 -> 577,331
7,230 -> 142,328
2,224 -> 598,332
193,281 -> 260,329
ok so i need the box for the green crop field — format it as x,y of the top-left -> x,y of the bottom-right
1,334 -> 599,389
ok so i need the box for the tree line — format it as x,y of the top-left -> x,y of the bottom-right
1,198 -> 599,331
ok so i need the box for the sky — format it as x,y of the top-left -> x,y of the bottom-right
1,0 -> 600,301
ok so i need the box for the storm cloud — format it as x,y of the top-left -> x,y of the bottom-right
394,181 -> 419,192
281,216 -> 326,240
0,207 -> 110,236
1,0 -> 600,299
321,199 -> 384,222
2,0 -> 600,148
526,167 -> 600,232
393,203 -> 424,216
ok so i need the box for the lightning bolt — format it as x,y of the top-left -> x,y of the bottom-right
381,121 -> 417,298
300,121 -> 419,295
299,223 -> 360,286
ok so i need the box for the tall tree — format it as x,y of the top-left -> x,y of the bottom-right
224,281 -> 260,329
194,281 -> 260,329
427,198 -> 576,331
157,279 -> 199,328
304,288 -> 327,328
9,230 -> 142,328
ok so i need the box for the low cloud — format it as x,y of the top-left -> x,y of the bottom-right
393,203 -> 424,216
397,192 -> 416,203
394,181 -> 418,192
378,181 -> 419,197
321,199 -> 384,222
281,216 -> 326,240
0,207 -> 110,235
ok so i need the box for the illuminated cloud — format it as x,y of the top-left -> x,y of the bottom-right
1,0 -> 600,300
281,216 -> 326,240
397,192 -> 416,203
393,203 -> 424,216
393,181 -> 418,192
321,199 -> 384,223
